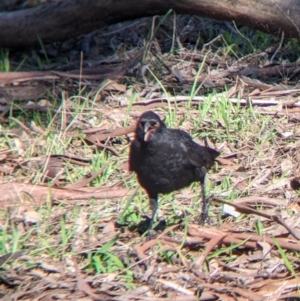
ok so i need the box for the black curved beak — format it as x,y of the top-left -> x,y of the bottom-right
143,121 -> 155,141
143,121 -> 153,133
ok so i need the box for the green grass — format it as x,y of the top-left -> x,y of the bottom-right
0,94 -> 286,254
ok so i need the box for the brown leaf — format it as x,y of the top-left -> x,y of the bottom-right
0,251 -> 23,266
42,156 -> 65,180
0,182 -> 133,209
100,79 -> 127,92
84,124 -> 135,142
42,155 -> 90,181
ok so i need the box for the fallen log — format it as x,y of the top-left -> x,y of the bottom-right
0,0 -> 299,48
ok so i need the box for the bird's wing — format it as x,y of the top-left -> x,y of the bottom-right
129,140 -> 142,172
175,130 -> 220,169
191,144 -> 220,169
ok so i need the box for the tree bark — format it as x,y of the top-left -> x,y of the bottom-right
0,0 -> 299,48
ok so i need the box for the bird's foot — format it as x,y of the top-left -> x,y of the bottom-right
146,229 -> 157,241
199,214 -> 213,226
199,212 -> 208,225
144,215 -> 156,240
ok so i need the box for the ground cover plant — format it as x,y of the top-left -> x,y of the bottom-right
1,9 -> 300,301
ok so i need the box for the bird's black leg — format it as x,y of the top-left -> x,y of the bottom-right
199,180 -> 209,224
147,194 -> 158,238
198,167 -> 210,225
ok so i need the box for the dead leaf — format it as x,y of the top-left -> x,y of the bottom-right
74,212 -> 88,235
84,124 -> 135,142
23,210 -> 39,224
0,182 -> 133,209
42,155 -> 90,181
280,158 -> 293,175
100,79 -> 127,92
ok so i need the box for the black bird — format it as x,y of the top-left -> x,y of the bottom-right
129,111 -> 219,234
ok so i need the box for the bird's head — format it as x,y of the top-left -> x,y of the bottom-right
136,111 -> 166,142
